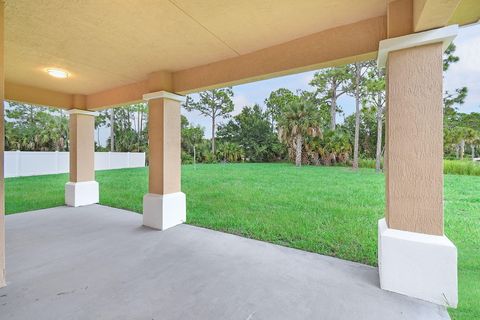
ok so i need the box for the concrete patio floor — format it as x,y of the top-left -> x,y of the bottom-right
0,205 -> 449,320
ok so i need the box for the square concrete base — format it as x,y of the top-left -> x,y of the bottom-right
65,181 -> 99,207
143,192 -> 186,230
378,218 -> 457,307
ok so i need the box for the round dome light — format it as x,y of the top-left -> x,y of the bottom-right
46,68 -> 69,79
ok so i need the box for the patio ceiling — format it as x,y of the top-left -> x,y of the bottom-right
4,0 -> 480,109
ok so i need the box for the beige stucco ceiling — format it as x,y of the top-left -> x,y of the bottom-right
449,0 -> 480,26
171,0 -> 386,55
5,0 -> 386,95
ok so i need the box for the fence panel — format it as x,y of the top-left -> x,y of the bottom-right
58,152 -> 70,173
109,152 -> 129,169
129,152 -> 146,168
4,151 -> 146,178
19,152 -> 60,176
94,153 -> 109,171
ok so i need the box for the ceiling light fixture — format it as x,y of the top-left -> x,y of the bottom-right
46,68 -> 69,79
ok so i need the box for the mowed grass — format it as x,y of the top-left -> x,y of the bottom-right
5,163 -> 479,319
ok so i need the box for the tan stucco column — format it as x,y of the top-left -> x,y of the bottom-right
377,25 -> 458,307
143,91 -> 186,230
65,109 -> 99,207
0,0 -> 5,288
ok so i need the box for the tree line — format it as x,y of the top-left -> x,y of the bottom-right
182,44 -> 478,171
4,44 -> 478,170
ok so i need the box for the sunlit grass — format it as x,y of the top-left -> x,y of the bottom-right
5,163 -> 479,319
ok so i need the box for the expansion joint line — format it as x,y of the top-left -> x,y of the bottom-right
168,0 -> 241,56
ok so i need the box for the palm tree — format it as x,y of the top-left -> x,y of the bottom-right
216,142 -> 244,162
465,130 -> 480,160
304,135 -> 323,165
457,127 -> 477,160
321,130 -> 352,165
278,97 -> 322,167
471,137 -> 479,160
444,127 -> 462,158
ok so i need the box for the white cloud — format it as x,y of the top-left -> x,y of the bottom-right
232,94 -> 250,115
444,24 -> 480,113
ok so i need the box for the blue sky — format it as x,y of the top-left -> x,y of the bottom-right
183,23 -> 480,138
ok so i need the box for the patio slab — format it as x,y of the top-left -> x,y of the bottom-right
0,205 -> 449,320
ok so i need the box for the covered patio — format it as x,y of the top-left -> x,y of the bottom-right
1,0 -> 480,318
2,205 -> 449,320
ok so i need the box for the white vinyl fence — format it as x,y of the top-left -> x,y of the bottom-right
4,151 -> 146,178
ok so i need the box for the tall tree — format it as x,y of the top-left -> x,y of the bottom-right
131,103 -> 147,152
183,88 -> 234,153
95,111 -> 108,149
217,104 -> 285,162
181,115 -> 204,162
5,102 -> 69,151
310,66 -> 350,131
109,108 -> 115,151
459,127 -> 478,160
347,61 -> 372,170
277,94 -> 322,167
264,88 -> 297,130
443,43 -> 468,129
364,64 -> 386,172
105,105 -> 145,152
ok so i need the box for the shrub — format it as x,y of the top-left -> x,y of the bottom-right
181,151 -> 193,165
343,158 -> 480,176
358,159 -> 378,169
444,160 -> 480,176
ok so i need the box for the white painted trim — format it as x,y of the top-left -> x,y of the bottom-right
67,109 -> 99,116
143,91 -> 186,102
378,218 -> 457,307
377,24 -> 458,67
65,181 -> 99,207
143,192 -> 186,230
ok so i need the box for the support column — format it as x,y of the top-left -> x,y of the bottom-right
143,91 -> 186,230
65,109 -> 99,207
0,0 -> 5,288
377,25 -> 458,307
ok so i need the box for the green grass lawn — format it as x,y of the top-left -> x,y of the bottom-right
5,163 -> 479,319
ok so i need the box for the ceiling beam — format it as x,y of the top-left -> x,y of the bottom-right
172,16 -> 387,94
86,80 -> 147,110
5,82 -> 74,109
387,0 -> 414,38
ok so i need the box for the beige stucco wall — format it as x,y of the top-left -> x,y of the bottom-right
0,0 -> 5,288
148,97 -> 181,195
69,113 -> 95,182
385,43 -> 444,236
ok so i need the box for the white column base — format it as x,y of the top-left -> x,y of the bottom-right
378,218 -> 457,307
143,192 -> 186,230
65,181 -> 99,207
